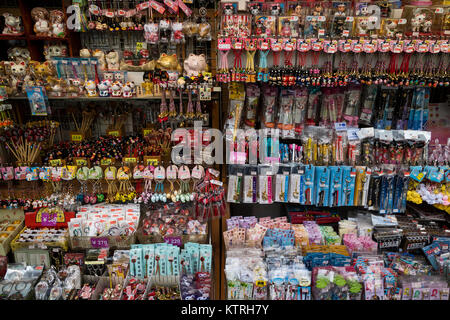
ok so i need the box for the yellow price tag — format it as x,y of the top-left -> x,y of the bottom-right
123,157 -> 137,164
49,159 -> 62,166
143,129 -> 152,136
75,158 -> 87,166
108,130 -> 120,137
71,134 -> 83,142
101,159 -> 112,165
145,158 -> 159,166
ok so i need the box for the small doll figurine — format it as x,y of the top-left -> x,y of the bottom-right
411,17 -> 421,32
84,80 -> 97,97
384,19 -> 398,37
122,81 -> 134,98
105,50 -> 120,70
93,49 -> 106,70
248,3 -> 261,16
294,4 -> 303,16
255,18 -> 265,36
97,80 -> 110,97
281,19 -> 291,37
313,4 -> 324,16
111,81 -> 123,97
335,3 -> 346,17
44,44 -> 67,60
356,3 -> 369,16
50,10 -> 65,38
422,19 -> 432,33
79,48 -> 91,58
356,18 -> 369,36
333,3 -> 347,37
7,47 -> 30,61
2,13 -> 22,34
222,3 -> 236,15
31,7 -> 51,36
270,4 -> 282,16
305,17 -> 319,37
264,18 -> 273,37
72,78 -> 85,96
292,5 -> 305,36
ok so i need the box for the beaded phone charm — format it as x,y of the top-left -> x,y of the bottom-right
158,89 -> 169,124
61,165 -> 77,208
76,166 -> 89,204
152,165 -> 166,203
138,165 -> 154,204
132,164 -> 144,203
185,89 -> 195,120
177,165 -> 193,203
168,89 -> 177,120
166,165 -> 178,202
89,166 -> 104,204
116,166 -> 135,203
104,166 -> 118,203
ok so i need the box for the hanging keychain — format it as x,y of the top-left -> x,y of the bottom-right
152,165 -> 166,202
76,166 -> 89,204
244,38 -> 256,83
178,165 -> 193,203
105,166 -> 118,203
257,38 -> 270,82
116,166 -> 135,203
217,37 -> 231,83
138,165 -> 154,204
166,164 -> 178,202
158,88 -> 169,124
195,91 -> 203,120
186,89 -> 194,120
168,89 -> 177,119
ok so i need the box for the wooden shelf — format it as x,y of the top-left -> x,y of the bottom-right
0,34 -> 26,40
28,35 -> 68,42
8,96 -> 170,101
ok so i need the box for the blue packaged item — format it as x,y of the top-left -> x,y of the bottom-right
410,166 -> 425,182
314,166 -> 330,207
302,165 -> 315,205
341,166 -> 355,206
329,166 -> 342,207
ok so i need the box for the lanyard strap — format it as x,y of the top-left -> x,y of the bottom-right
187,90 -> 193,114
311,51 -> 320,67
196,97 -> 202,115
272,51 -> 280,66
168,89 -> 176,116
259,50 -> 269,69
178,88 -> 183,115
220,50 -> 229,70
246,50 -> 256,71
233,49 -> 243,69
389,53 -> 397,75
284,51 -> 294,66
298,53 -> 306,68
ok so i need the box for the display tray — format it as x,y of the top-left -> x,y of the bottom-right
119,274 -> 181,300
10,227 -> 69,252
136,233 -> 209,246
69,234 -> 136,250
0,209 -> 25,256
